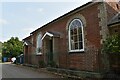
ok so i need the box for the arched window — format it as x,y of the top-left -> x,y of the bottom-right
68,19 -> 84,52
36,33 -> 42,54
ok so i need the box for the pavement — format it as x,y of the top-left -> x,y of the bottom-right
1,62 -> 61,78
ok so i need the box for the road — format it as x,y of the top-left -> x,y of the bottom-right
1,63 -> 60,78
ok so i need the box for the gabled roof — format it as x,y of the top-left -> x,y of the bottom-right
30,2 -> 95,34
41,31 -> 60,40
23,35 -> 31,41
23,40 -> 32,46
108,12 -> 120,26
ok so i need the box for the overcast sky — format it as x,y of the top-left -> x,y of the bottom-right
0,0 -> 93,42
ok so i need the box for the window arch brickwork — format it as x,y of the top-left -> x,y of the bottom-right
66,14 -> 86,52
68,19 -> 84,52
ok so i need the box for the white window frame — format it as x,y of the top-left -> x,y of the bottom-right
36,33 -> 42,55
68,19 -> 84,52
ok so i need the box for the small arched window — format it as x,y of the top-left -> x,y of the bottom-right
36,33 -> 42,54
68,19 -> 84,52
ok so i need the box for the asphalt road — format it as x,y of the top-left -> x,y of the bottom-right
1,63 -> 59,78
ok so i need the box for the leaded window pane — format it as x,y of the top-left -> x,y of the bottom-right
74,35 -> 77,42
36,33 -> 42,53
71,36 -> 74,41
79,34 -> 83,41
73,28 -> 77,35
70,29 -> 74,35
69,19 -> 84,51
79,42 -> 83,49
75,42 -> 78,49
78,27 -> 82,33
71,40 -> 75,50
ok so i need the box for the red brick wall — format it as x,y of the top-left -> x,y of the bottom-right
67,3 -> 101,71
40,17 -> 69,68
24,34 -> 44,65
31,33 -> 44,65
24,2 -> 119,71
106,2 -> 120,22
24,45 -> 28,64
109,25 -> 120,34
23,36 -> 31,64
38,3 -> 101,71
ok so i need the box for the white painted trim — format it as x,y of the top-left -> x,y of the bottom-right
24,42 -> 28,45
41,32 -> 53,40
68,19 -> 85,52
36,52 -> 42,55
69,49 -> 84,52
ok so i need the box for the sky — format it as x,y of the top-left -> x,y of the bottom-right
0,0 -> 93,42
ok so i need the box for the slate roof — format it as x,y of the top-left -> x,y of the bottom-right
108,12 -> 120,26
22,35 -> 31,41
47,31 -> 61,37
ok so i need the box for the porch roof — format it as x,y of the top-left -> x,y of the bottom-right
23,40 -> 32,46
108,12 -> 120,26
41,31 -> 60,40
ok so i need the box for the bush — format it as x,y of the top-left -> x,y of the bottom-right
48,61 -> 58,68
103,34 -> 120,54
38,60 -> 45,68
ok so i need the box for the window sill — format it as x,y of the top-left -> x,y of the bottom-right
36,53 -> 42,56
69,49 -> 84,53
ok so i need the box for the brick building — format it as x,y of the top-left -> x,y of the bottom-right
23,1 -> 120,78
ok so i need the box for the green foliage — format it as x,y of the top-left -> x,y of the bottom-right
0,41 -> 2,53
103,34 -> 120,54
0,42 -> 2,62
38,60 -> 46,68
2,37 -> 23,58
48,61 -> 57,68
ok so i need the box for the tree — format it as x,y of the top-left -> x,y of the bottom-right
0,41 -> 2,61
2,37 -> 23,58
0,41 -> 2,53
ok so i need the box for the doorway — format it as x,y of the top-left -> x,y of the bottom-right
48,39 -> 53,63
45,38 -> 53,66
